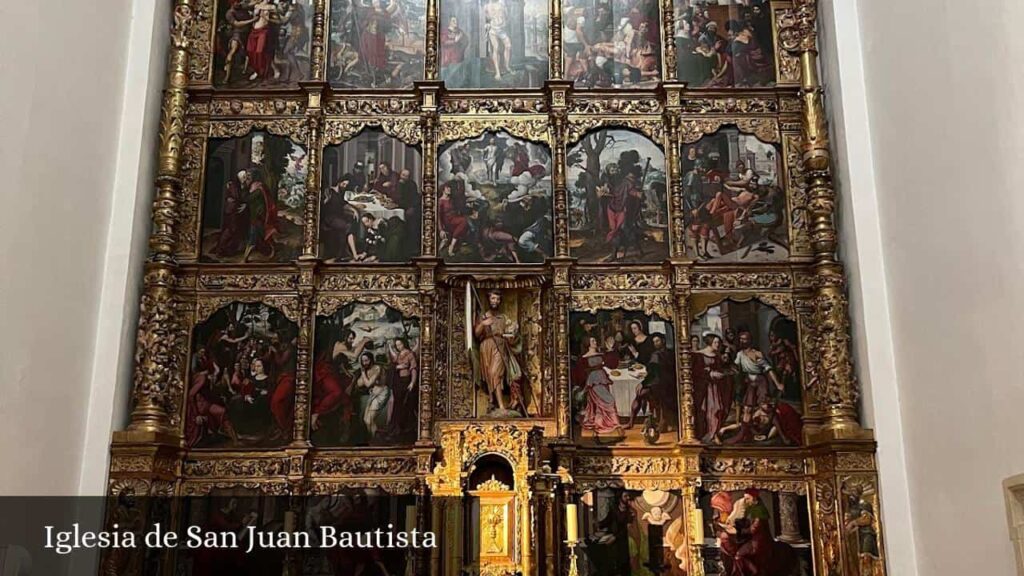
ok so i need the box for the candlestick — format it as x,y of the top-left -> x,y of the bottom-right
565,503 -> 578,542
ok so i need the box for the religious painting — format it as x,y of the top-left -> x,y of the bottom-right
674,0 -> 776,88
690,298 -> 803,446
568,128 -> 668,263
176,489 -> 287,574
201,131 -> 307,263
842,482 -> 885,576
562,0 -> 663,89
439,0 -> 550,89
328,0 -> 426,89
438,132 -> 553,263
312,302 -> 420,446
301,490 -> 417,575
682,128 -> 786,261
698,488 -> 812,576
214,0 -> 313,87
186,302 -> 298,448
570,310 -> 677,445
576,489 -> 688,576
320,129 -> 423,263
463,286 -> 544,418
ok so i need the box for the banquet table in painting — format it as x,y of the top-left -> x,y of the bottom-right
346,192 -> 406,221
604,364 -> 647,417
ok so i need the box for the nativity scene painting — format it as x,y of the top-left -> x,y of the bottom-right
320,129 -> 423,263
699,488 -> 812,576
690,298 -> 803,446
568,128 -> 668,263
175,490 -> 288,575
214,0 -> 313,87
562,0 -> 663,89
186,302 -> 298,449
328,0 -> 426,89
465,287 -> 544,418
682,128 -> 787,262
301,490 -> 416,575
200,131 -> 307,263
674,0 -> 776,88
570,310 -> 677,445
311,302 -> 420,447
440,0 -> 550,89
438,132 -> 553,263
575,489 -> 689,576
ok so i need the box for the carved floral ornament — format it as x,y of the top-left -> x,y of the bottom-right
572,293 -> 674,320
195,296 -> 301,325
680,118 -> 780,145
315,294 -> 421,319
437,118 -> 551,146
694,294 -> 797,322
323,118 -> 423,146
207,119 -> 308,144
565,117 -> 666,147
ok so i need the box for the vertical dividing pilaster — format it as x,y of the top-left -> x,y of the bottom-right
671,263 -> 698,445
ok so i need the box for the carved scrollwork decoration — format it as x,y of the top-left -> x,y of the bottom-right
324,98 -> 422,115
680,118 -> 780,144
690,272 -> 793,290
565,117 -> 665,147
437,117 -> 551,145
196,296 -> 301,324
571,293 -> 674,320
316,294 -> 421,319
208,119 -> 309,144
777,0 -> 818,55
567,98 -> 664,115
208,98 -> 306,117
323,118 -> 423,146
174,135 -> 205,259
186,0 -> 214,83
571,272 -> 671,291
319,273 -> 418,292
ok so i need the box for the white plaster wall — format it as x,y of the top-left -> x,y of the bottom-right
823,0 -> 1024,575
0,1 -> 163,495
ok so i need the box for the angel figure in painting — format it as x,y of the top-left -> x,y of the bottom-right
473,290 -> 529,417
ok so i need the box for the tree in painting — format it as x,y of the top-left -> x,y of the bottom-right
329,0 -> 426,89
576,489 -> 689,576
201,132 -> 307,263
186,303 -> 298,448
562,0 -> 662,89
312,302 -> 420,447
682,128 -> 786,261
690,298 -> 803,446
438,132 -> 553,263
674,0 -> 775,88
570,310 -> 677,445
215,0 -> 312,87
700,489 -> 810,576
440,0 -> 550,89
568,128 -> 668,263
320,129 -> 422,263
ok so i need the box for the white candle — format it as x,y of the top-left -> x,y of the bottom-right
465,281 -> 473,350
692,509 -> 705,544
565,503 -> 578,542
405,505 -> 417,533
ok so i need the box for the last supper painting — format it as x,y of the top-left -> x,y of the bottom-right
186,302 -> 298,449
201,131 -> 307,263
571,309 -> 677,446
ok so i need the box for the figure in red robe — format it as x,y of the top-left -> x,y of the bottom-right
213,176 -> 250,257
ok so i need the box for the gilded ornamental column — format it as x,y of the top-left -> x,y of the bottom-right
550,0 -> 563,79
779,0 -> 867,440
672,268 -> 697,445
125,0 -> 196,435
660,0 -> 677,82
425,0 -> 440,81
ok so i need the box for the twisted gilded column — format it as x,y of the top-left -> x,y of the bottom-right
550,0 -> 563,79
779,0 -> 867,440
424,0 -> 439,80
310,0 -> 328,81
126,1 -> 196,435
672,271 -> 697,445
660,0 -> 677,82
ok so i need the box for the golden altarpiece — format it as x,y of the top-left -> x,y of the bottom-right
106,1 -> 888,575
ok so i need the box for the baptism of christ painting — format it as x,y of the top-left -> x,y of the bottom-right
568,128 -> 668,263
440,0 -> 550,89
329,0 -> 426,89
214,0 -> 313,87
201,131 -> 307,263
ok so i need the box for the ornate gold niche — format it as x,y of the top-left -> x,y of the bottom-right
106,1 -> 892,576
